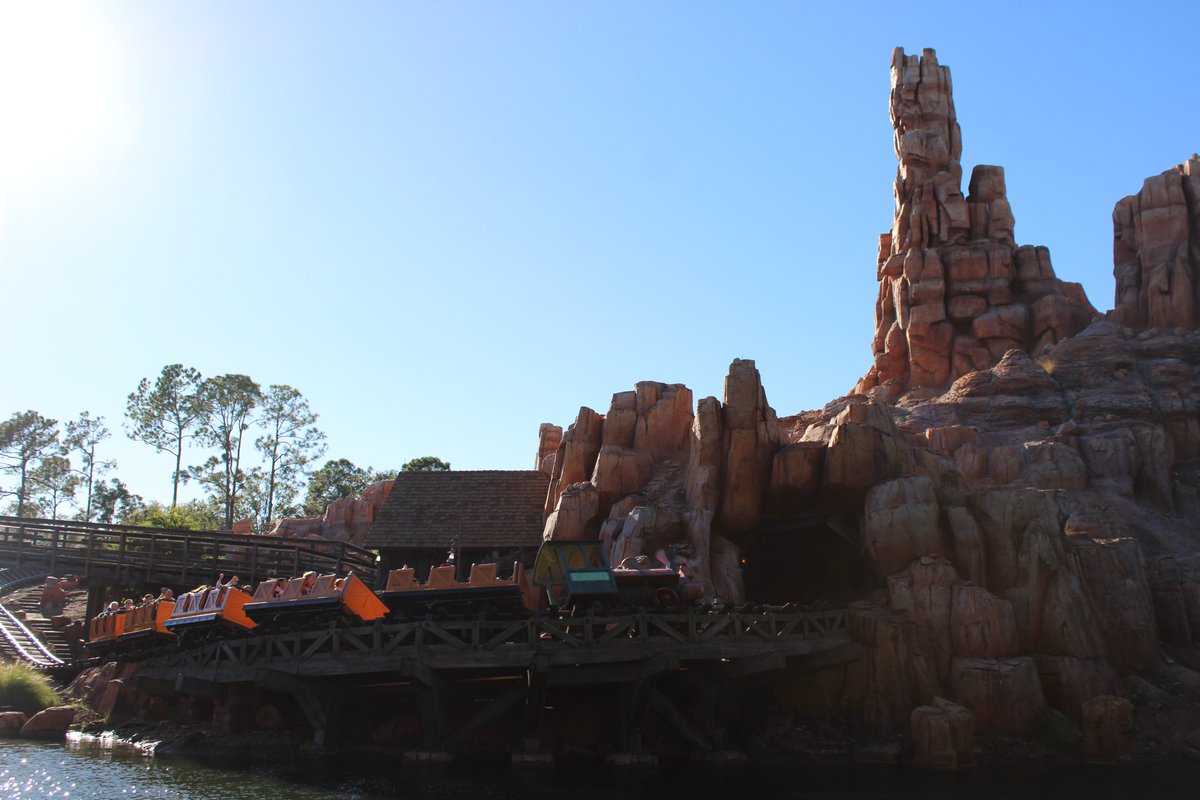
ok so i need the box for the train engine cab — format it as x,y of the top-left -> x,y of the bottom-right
532,540 -> 702,611
164,584 -> 256,636
243,572 -> 387,626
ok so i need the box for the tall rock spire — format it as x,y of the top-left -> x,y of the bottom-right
857,48 -> 1097,397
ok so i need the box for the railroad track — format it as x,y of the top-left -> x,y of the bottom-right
0,600 -> 64,667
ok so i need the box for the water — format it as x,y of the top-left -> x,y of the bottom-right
2,737 -> 1200,799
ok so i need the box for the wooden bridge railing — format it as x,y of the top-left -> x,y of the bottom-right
0,515 -> 377,587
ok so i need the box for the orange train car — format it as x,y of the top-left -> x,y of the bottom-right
85,610 -> 126,650
163,584 -> 257,635
380,561 -> 532,615
243,573 -> 388,625
120,599 -> 176,642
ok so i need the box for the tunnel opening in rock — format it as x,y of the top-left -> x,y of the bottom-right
741,524 -> 874,605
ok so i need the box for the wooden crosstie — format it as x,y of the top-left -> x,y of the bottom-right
0,515 -> 377,589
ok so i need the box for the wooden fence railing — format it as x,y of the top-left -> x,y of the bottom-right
0,516 -> 377,587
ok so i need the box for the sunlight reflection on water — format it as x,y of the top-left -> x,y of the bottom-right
3,735 -> 1200,800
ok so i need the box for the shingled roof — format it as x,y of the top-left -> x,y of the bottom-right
365,470 -> 550,551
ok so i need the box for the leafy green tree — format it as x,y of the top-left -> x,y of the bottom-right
401,456 -> 451,472
254,385 -> 326,528
27,454 -> 79,520
91,478 -> 144,524
126,364 -> 205,507
0,411 -> 60,518
189,374 -> 262,529
66,412 -> 114,522
303,458 -> 371,515
125,500 -> 222,531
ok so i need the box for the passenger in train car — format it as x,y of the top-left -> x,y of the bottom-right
122,599 -> 135,611
299,571 -> 318,595
271,578 -> 287,598
106,601 -> 119,613
157,587 -> 174,601
141,594 -> 155,605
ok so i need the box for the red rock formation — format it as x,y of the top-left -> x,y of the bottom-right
529,50 -> 1200,754
266,479 -> 393,547
1113,156 -> 1200,330
857,48 -> 1096,396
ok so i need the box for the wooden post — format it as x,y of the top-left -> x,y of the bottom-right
181,536 -> 190,585
117,531 -> 127,571
15,524 -> 24,569
146,534 -> 156,581
49,526 -> 58,574
250,542 -> 258,584
524,666 -> 548,753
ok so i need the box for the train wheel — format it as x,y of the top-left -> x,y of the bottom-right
654,588 -> 680,610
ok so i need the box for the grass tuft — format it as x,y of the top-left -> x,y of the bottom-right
0,662 -> 60,715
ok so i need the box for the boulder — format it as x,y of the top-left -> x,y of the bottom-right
950,657 -> 1046,735
1081,695 -> 1133,762
0,712 -> 28,737
911,697 -> 975,769
20,706 -> 75,740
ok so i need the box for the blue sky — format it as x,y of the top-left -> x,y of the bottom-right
1,1 -> 1197,508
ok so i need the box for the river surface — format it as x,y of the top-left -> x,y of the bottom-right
2,736 -> 1200,799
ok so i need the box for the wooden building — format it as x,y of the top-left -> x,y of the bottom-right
364,470 -> 550,583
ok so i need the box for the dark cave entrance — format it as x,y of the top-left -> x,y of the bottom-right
741,524 -> 874,605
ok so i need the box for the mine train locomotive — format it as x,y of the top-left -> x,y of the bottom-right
85,540 -> 704,651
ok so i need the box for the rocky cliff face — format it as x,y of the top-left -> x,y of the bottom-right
538,48 -> 1200,752
1113,155 -> 1200,330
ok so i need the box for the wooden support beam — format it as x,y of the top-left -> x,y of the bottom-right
648,688 -> 712,752
548,652 -> 680,687
723,652 -> 787,678
295,694 -> 340,748
443,677 -> 529,752
254,668 -> 342,702
400,659 -> 453,749
523,668 -> 548,753
255,669 -> 344,747
171,673 -> 227,700
132,675 -> 178,697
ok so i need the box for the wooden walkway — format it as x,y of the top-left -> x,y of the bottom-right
135,607 -> 859,752
0,516 -> 377,592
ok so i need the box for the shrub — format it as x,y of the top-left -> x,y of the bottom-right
0,662 -> 60,715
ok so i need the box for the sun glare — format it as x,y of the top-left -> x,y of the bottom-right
0,1 -> 129,210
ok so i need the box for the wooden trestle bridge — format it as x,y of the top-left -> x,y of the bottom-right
1,515 -> 861,756
134,607 -> 859,753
